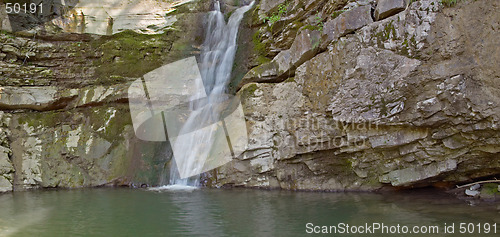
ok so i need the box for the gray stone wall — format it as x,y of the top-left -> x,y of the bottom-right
205,0 -> 500,190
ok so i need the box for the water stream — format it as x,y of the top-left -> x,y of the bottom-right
164,1 -> 254,188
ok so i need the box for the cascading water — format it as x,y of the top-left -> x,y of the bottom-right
163,1 -> 254,189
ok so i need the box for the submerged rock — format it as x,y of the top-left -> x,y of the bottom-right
470,183 -> 481,191
465,189 -> 480,197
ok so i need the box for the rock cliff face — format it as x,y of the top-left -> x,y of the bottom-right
0,0 -> 211,191
203,0 -> 500,190
0,0 -> 499,192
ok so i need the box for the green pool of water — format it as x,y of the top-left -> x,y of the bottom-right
0,188 -> 498,236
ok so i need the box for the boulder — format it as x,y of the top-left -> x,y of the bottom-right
259,0 -> 289,15
323,5 -> 373,41
470,183 -> 481,190
0,132 -> 13,193
239,29 -> 321,89
274,29 -> 322,76
465,189 -> 480,197
0,146 -> 13,174
0,176 -> 12,192
0,85 -> 129,111
375,0 -> 408,21
1,44 -> 21,57
379,160 -> 458,186
238,61 -> 279,88
0,87 -> 58,111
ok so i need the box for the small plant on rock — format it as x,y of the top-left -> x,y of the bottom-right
313,14 -> 324,31
440,0 -> 458,7
331,9 -> 346,19
304,13 -> 324,31
263,2 -> 290,29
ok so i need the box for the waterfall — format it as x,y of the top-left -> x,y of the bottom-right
164,1 -> 254,188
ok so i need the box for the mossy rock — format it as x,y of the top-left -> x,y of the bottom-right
481,183 -> 500,195
240,83 -> 260,98
89,30 -> 178,84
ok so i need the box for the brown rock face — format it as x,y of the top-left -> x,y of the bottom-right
204,0 -> 500,191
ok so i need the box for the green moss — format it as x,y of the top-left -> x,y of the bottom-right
87,106 -> 131,142
311,36 -> 321,50
306,14 -> 325,31
375,20 -> 396,43
402,38 -> 409,47
399,46 -> 410,57
18,111 -> 62,128
481,183 -> 500,195
252,31 -> 271,64
366,176 -> 382,187
399,38 -> 411,57
345,158 -> 354,170
384,21 -> 397,39
90,30 -> 175,84
242,83 -> 259,98
440,0 -> 458,7
256,55 -> 271,64
373,20 -> 401,49
109,142 -> 130,179
251,4 -> 262,26
302,25 -> 316,31
380,98 -> 388,116
303,24 -> 322,32
331,10 -> 346,19
410,35 -> 417,46
225,10 -> 234,21
252,31 -> 265,54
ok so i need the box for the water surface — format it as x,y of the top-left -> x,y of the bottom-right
0,188 -> 498,236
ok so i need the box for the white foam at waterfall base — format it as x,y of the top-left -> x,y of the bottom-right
167,1 -> 254,187
148,185 -> 198,192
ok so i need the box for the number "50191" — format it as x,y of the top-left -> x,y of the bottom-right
5,2 -> 43,14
